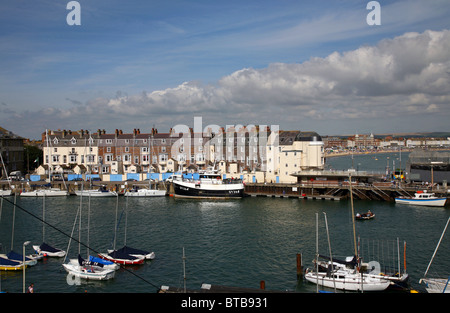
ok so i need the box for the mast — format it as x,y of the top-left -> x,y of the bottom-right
423,217 -> 450,278
348,174 -> 358,258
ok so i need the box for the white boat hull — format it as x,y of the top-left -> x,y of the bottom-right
33,245 -> 66,257
75,190 -> 117,197
63,263 -> 115,280
125,189 -> 166,197
304,267 -> 391,292
0,190 -> 12,196
395,197 -> 447,207
21,189 -> 68,197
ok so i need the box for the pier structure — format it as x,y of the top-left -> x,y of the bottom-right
2,170 -> 448,201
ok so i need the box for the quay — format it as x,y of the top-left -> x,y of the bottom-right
2,179 -> 448,202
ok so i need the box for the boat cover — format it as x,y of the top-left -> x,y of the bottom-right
6,250 -> 31,262
78,254 -> 103,267
108,249 -> 138,260
0,256 -> 21,266
89,255 -> 114,265
40,242 -> 62,253
116,245 -> 149,255
319,254 -> 358,267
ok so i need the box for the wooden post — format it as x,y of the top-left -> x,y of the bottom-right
296,253 -> 303,279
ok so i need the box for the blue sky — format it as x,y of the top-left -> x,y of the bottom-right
1,0 -> 450,139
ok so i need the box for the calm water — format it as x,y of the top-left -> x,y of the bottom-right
0,153 -> 449,293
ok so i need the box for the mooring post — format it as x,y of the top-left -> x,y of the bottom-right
296,253 -> 303,279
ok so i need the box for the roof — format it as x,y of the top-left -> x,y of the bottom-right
0,126 -> 23,140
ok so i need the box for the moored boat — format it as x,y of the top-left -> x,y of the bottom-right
171,171 -> 244,199
33,242 -> 66,257
98,250 -> 145,265
0,256 -> 25,271
124,186 -> 165,197
75,186 -> 117,197
108,245 -> 155,260
21,188 -> 68,197
63,254 -> 115,280
395,190 -> 447,207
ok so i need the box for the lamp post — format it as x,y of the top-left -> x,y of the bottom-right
23,241 -> 30,293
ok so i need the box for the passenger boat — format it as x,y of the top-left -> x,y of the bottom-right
395,190 -> 447,207
171,171 -> 244,199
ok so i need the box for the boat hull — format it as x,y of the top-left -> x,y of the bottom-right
21,189 -> 68,197
98,253 -> 145,265
172,180 -> 244,199
75,190 -> 117,197
421,278 -> 450,293
395,198 -> 447,207
304,270 -> 390,291
63,263 -> 115,280
125,189 -> 166,197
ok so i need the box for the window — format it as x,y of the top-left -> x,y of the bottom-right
106,139 -> 113,144
125,147 -> 129,152
70,137 -> 77,144
107,147 -> 111,152
70,155 -> 77,163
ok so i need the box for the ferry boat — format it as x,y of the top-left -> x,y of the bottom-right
171,171 -> 244,199
395,190 -> 447,207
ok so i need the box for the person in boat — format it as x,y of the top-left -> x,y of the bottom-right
27,283 -> 34,293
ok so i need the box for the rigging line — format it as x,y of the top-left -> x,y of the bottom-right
0,195 -> 160,291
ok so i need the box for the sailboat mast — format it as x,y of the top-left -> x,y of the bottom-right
424,217 -> 450,277
348,174 -> 358,257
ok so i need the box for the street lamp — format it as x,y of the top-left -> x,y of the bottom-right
23,241 -> 30,293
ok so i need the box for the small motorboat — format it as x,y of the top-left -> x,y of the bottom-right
355,211 -> 375,220
395,190 -> 447,207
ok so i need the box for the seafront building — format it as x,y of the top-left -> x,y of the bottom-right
36,127 -> 325,184
0,126 -> 24,177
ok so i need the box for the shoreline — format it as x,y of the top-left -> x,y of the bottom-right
325,148 -> 450,158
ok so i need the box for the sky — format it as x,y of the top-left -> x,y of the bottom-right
0,0 -> 449,140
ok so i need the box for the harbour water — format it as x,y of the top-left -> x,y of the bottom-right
0,153 -> 449,294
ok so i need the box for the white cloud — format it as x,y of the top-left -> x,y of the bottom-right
3,29 -> 450,138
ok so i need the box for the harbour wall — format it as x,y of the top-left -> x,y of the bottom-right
2,180 -> 448,201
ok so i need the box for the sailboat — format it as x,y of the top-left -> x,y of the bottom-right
304,175 -> 391,292
419,217 -> 450,293
62,196 -> 116,280
32,195 -> 66,257
98,196 -> 149,265
75,185 -> 117,197
0,256 -> 25,271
